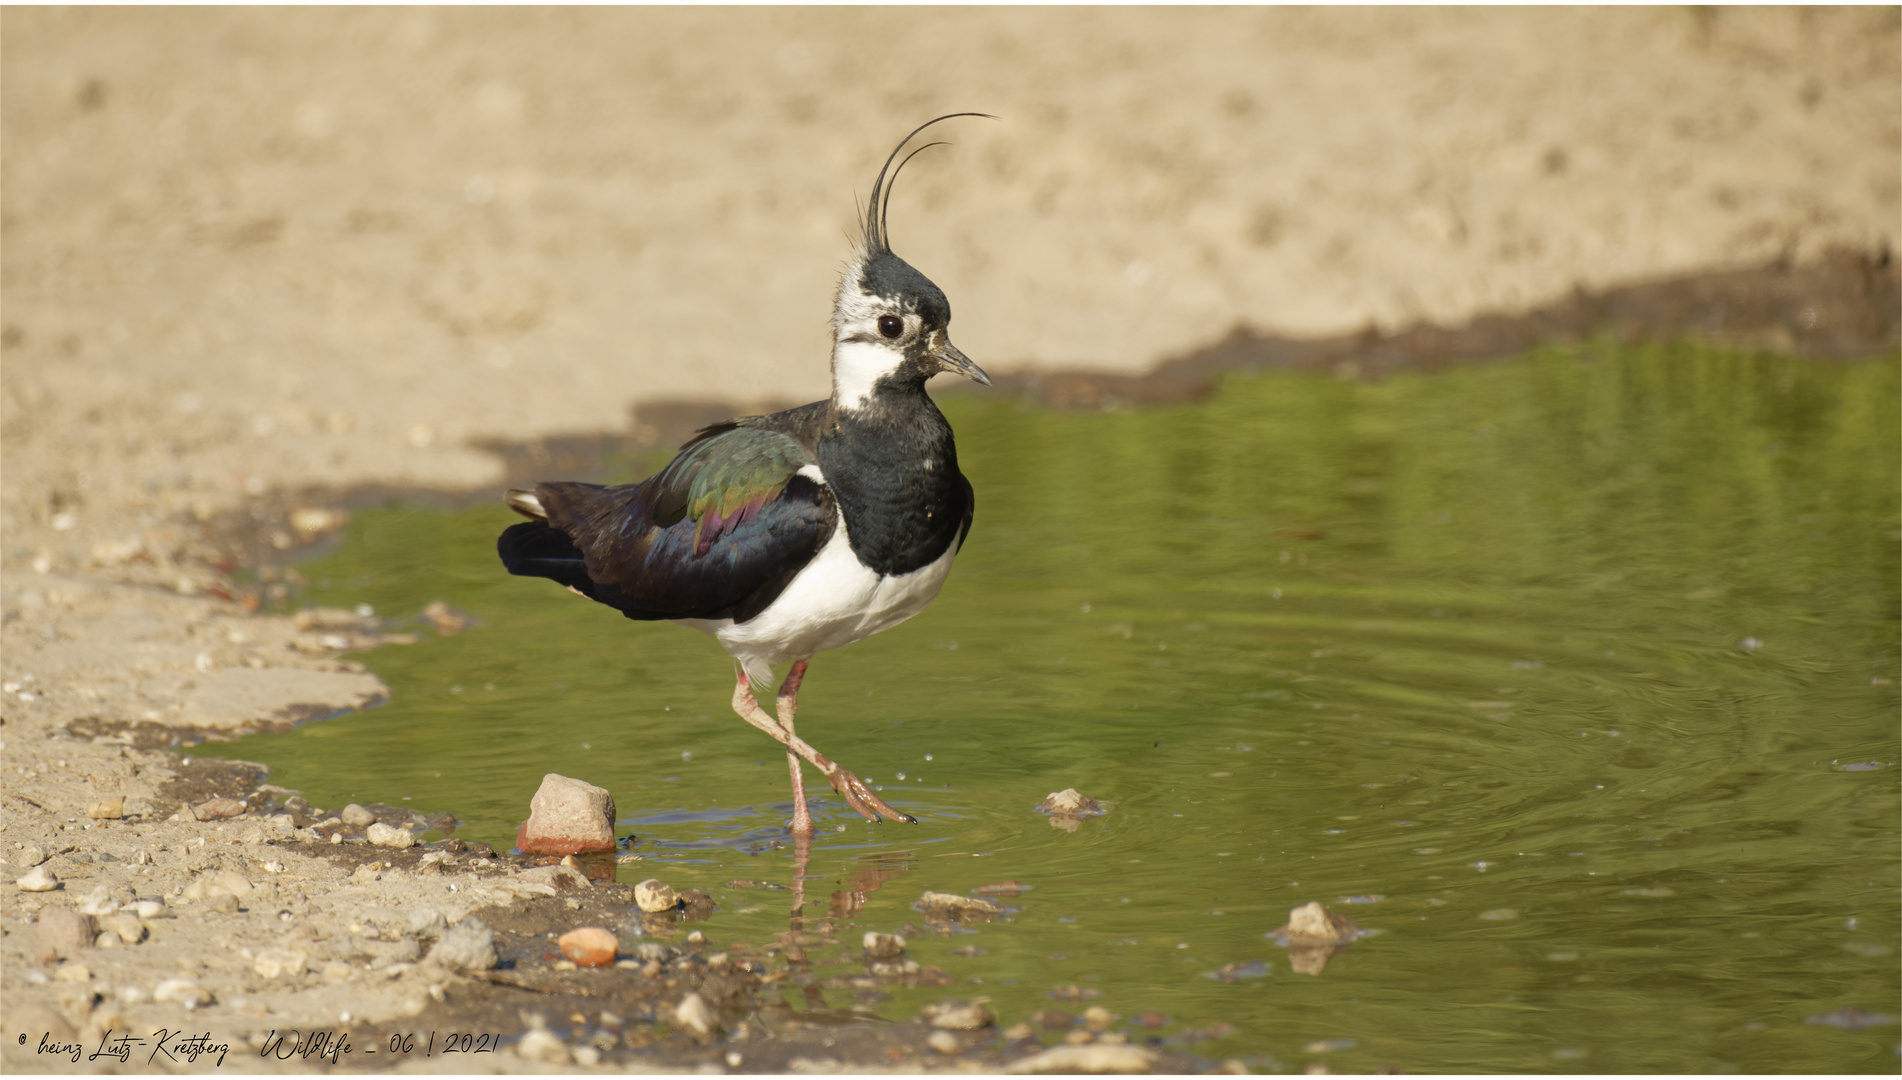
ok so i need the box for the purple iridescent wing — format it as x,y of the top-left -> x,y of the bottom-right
499,423 -> 835,623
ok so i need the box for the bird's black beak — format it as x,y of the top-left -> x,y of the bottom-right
933,341 -> 991,386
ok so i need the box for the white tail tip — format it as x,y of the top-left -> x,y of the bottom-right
506,489 -> 546,520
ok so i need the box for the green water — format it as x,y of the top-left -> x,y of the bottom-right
216,343 -> 1899,1072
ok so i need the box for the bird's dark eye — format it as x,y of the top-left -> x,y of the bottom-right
877,315 -> 904,339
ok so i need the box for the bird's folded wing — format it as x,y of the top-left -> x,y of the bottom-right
532,425 -> 836,622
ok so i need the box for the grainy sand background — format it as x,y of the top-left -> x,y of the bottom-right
4,7 -> 1897,537
0,7 -> 1897,1063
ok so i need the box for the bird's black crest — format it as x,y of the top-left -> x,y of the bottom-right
862,112 -> 998,256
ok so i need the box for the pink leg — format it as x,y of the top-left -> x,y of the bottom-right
776,658 -> 813,838
729,670 -> 915,826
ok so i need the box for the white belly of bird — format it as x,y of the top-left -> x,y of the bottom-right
681,513 -> 960,686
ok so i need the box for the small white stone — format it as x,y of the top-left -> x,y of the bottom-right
515,1027 -> 570,1065
78,885 -> 118,916
863,931 -> 907,959
633,878 -> 679,913
928,1030 -> 962,1055
254,947 -> 308,979
674,991 -> 716,1040
153,978 -> 212,1008
16,865 -> 58,892
366,822 -> 415,849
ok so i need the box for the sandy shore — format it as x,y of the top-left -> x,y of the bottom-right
2,7 -> 1896,1072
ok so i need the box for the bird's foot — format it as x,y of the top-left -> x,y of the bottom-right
825,766 -> 918,825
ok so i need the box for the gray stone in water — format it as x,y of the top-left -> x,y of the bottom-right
340,803 -> 377,827
427,917 -> 498,971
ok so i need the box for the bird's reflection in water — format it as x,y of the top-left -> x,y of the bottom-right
767,835 -> 918,1022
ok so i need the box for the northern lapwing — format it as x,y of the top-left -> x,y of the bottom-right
498,114 -> 992,838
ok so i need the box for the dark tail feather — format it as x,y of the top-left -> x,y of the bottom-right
498,520 -> 602,598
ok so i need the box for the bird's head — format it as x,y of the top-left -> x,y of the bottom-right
831,114 -> 994,411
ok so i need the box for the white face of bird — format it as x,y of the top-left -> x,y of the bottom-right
830,252 -> 988,411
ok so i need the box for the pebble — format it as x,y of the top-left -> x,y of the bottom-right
426,917 -> 498,971
516,773 -> 618,856
55,964 -> 93,983
1280,901 -> 1360,944
254,947 -> 308,979
420,601 -> 472,635
918,891 -> 1002,917
1036,788 -> 1104,816
921,998 -> 996,1031
17,845 -> 46,867
365,823 -> 414,849
515,1027 -> 570,1065
559,927 -> 618,967
193,797 -> 246,821
340,803 -> 376,827
927,1030 -> 962,1055
674,991 -> 716,1040
153,977 -> 213,1009
517,863 -> 592,892
863,931 -> 907,959
127,900 -> 164,919
35,907 -> 95,960
17,865 -> 59,892
1083,1005 -> 1118,1030
407,907 -> 447,936
634,878 -> 680,913
182,869 -> 254,901
77,885 -> 124,916
101,912 -> 145,945
1004,1044 -> 1157,1074
87,797 -> 124,820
